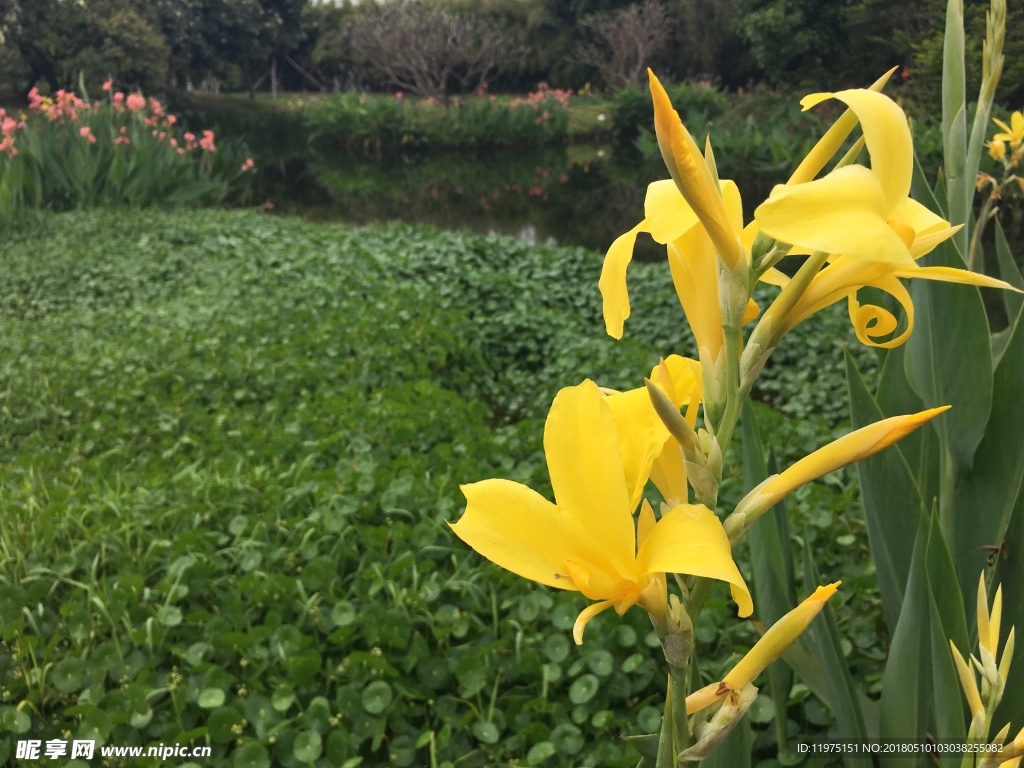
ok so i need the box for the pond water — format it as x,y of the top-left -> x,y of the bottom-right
252,145 -> 783,263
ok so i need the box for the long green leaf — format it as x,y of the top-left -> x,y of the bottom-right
994,220 -> 1024,321
993,481 -> 1024,731
942,0 -> 969,258
846,349 -> 925,631
875,345 -> 939,505
948,302 -> 1024,599
879,519 -> 933,763
700,715 -> 752,768
741,402 -> 796,759
802,546 -> 872,768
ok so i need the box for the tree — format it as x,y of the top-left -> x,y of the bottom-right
347,1 -> 521,100
577,1 -> 671,87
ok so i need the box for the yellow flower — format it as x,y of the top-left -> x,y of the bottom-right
686,583 -> 840,713
753,87 -> 1019,348
756,89 -> 953,269
988,138 -> 1008,161
993,111 -> 1024,149
726,407 -> 949,540
451,379 -> 751,645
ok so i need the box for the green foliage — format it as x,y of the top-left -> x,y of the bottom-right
0,209 -> 881,766
302,89 -> 571,151
0,86 -> 253,226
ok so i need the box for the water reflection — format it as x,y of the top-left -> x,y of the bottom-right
254,145 -> 782,262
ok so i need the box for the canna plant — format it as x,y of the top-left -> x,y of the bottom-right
451,1 -> 1021,761
0,79 -> 255,227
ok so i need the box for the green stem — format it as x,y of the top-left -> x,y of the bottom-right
968,195 -> 995,271
671,664 -> 691,758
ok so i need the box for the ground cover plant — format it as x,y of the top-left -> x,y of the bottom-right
0,209 -> 882,767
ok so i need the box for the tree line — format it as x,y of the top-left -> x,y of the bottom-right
1,0 -> 1021,103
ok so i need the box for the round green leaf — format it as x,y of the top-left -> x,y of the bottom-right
551,723 -> 584,755
472,721 -> 500,745
331,601 -> 356,627
293,730 -> 323,762
233,742 -> 270,768
586,650 -> 614,677
568,673 -> 599,704
543,634 -> 569,663
158,605 -> 183,627
1,706 -> 31,733
527,741 -> 556,765
361,680 -> 393,715
51,657 -> 89,693
272,686 -> 295,713
229,515 -> 249,536
198,688 -> 226,709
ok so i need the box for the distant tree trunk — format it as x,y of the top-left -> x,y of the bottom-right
271,56 -> 278,99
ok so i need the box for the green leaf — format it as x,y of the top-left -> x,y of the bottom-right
942,0 -> 969,257
905,241 -> 993,474
994,483 -> 1024,732
233,742 -> 271,768
947,305 -> 1024,599
293,730 -> 323,762
846,349 -> 924,632
994,221 -> 1023,322
740,403 -> 795,758
801,545 -> 872,768
699,714 -> 751,768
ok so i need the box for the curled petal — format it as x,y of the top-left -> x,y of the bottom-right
645,179 -> 699,244
573,600 -> 616,645
849,274 -> 913,348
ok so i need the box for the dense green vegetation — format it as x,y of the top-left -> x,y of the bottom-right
0,209 -> 884,766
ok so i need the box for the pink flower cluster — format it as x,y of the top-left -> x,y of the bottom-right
510,82 -> 573,125
1,108 -> 25,156
28,87 -> 88,123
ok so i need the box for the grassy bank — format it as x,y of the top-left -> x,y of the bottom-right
0,210 -> 880,767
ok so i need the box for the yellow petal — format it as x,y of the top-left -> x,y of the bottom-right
644,179 -> 699,244
636,504 -> 752,617
453,479 -> 616,589
544,381 -> 636,576
723,583 -> 840,689
848,273 -> 913,348
978,573 -> 993,655
600,223 -> 646,339
667,226 -> 724,363
756,165 -> 917,268
738,407 -> 950,513
895,265 -> 1022,293
573,599 -> 616,645
604,385 -> 671,513
803,89 -> 912,209
650,440 -> 688,506
788,68 -> 897,185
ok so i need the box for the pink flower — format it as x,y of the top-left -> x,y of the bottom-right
102,79 -> 113,92
165,115 -> 177,125
79,126 -> 97,144
394,91 -> 404,100
183,131 -> 196,150
126,93 -> 145,112
114,136 -> 131,146
113,92 -> 125,112
1,117 -> 20,138
240,157 -> 255,172
149,98 -> 164,117
28,87 -> 43,110
198,129 -> 216,152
